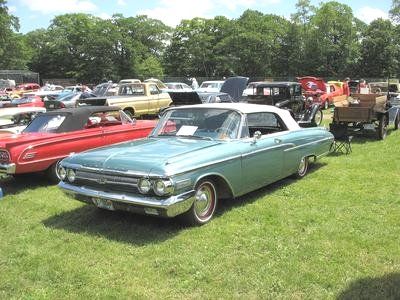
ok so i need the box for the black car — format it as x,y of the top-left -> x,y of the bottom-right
246,82 -> 323,127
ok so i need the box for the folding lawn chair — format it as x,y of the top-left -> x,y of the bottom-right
329,123 -> 353,154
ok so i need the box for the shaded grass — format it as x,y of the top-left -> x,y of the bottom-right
0,126 -> 399,298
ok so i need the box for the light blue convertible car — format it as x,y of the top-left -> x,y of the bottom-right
58,103 -> 334,225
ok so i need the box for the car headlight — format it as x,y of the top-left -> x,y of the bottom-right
58,166 -> 67,180
67,169 -> 76,182
138,178 -> 151,194
153,179 -> 174,196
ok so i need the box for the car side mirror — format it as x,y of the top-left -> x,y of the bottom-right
252,131 -> 262,143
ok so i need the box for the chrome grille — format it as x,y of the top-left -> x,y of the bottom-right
0,150 -> 10,164
74,169 -> 140,193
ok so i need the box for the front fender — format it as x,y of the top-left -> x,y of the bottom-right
301,103 -> 321,123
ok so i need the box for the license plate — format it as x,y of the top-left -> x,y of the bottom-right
363,124 -> 375,130
92,197 -> 115,210
49,104 -> 54,108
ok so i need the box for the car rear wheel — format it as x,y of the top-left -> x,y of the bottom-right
293,157 -> 309,178
394,112 -> 400,130
181,180 -> 217,226
377,114 -> 387,140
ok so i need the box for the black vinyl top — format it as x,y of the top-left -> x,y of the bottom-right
42,106 -> 120,133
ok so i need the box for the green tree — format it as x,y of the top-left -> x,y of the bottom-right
136,56 -> 164,78
163,16 -> 234,77
304,1 -> 360,77
360,19 -> 399,78
0,0 -> 28,69
390,0 -> 400,22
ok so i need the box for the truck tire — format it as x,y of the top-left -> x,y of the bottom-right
377,114 -> 387,140
395,112 -> 400,130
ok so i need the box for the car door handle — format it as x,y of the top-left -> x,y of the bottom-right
274,138 -> 282,144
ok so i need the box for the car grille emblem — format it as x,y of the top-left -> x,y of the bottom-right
97,177 -> 107,184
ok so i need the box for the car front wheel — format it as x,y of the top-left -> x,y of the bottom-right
312,109 -> 323,126
181,180 -> 217,226
46,160 -> 61,184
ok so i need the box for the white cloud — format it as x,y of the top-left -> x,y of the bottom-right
98,12 -> 111,19
356,6 -> 389,24
8,5 -> 17,13
117,0 -> 126,6
20,0 -> 97,14
139,0 -> 215,27
218,0 -> 280,11
138,0 -> 281,27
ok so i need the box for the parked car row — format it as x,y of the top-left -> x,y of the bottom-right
0,100 -> 334,225
1,76 -> 398,226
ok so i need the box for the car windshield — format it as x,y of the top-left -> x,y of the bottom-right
58,93 -> 78,102
23,114 -> 66,133
153,108 -> 242,140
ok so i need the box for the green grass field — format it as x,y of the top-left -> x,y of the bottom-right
1,124 -> 399,299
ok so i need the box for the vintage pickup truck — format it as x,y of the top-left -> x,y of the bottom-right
78,82 -> 172,118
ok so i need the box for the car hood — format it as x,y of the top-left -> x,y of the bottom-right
220,76 -> 249,101
63,137 -> 222,176
298,77 -> 327,93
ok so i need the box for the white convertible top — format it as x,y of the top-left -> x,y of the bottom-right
173,103 -> 301,131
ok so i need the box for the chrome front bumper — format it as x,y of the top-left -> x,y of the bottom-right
58,181 -> 196,218
0,163 -> 16,174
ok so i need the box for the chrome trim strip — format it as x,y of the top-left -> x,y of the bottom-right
284,137 -> 333,152
241,144 -> 291,158
58,181 -> 195,217
0,163 -> 16,174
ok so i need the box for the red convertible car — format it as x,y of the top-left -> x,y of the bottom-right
0,106 -> 156,181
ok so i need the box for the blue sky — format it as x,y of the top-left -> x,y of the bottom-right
7,0 -> 392,33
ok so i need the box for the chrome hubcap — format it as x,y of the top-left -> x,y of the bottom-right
194,183 -> 214,219
298,158 -> 306,175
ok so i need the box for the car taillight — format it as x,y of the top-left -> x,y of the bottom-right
0,150 -> 10,163
60,102 -> 65,108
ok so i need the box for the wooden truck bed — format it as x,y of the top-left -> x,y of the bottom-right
333,94 -> 386,122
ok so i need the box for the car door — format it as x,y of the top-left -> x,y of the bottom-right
147,84 -> 161,114
240,112 -> 289,192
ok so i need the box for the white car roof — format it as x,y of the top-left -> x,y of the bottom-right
170,103 -> 300,130
201,80 -> 224,84
0,106 -> 46,117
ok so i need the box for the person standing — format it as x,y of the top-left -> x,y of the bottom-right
191,77 -> 199,90
343,77 -> 350,96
